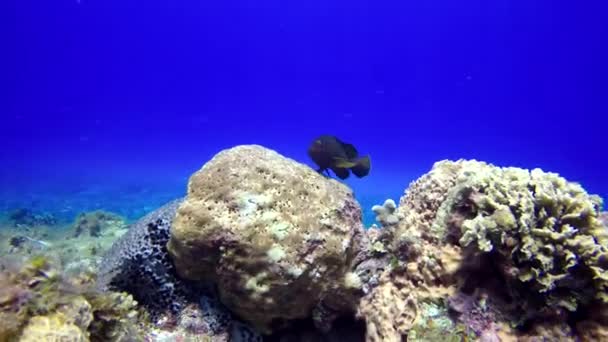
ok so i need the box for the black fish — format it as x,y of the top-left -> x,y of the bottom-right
308,135 -> 371,180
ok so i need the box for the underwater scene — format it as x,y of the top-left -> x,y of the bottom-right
4,0 -> 608,341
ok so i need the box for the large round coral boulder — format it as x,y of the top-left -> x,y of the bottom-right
167,145 -> 365,333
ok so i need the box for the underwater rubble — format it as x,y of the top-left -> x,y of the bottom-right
1,145 -> 607,341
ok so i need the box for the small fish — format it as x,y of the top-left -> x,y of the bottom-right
308,135 -> 371,180
23,236 -> 51,248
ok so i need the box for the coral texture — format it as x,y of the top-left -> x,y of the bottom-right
356,243 -> 461,342
357,276 -> 418,341
96,199 -> 193,317
392,160 -> 608,312
356,159 -> 608,341
19,314 -> 88,342
168,145 -> 366,333
0,254 -> 143,342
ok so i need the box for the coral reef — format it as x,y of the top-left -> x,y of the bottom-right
407,300 -> 474,342
0,209 -> 128,278
390,160 -> 608,307
96,199 -> 193,317
447,289 -> 508,340
96,198 -> 263,340
168,145 -> 368,333
358,159 -> 608,341
357,274 -> 418,341
356,241 -> 462,342
0,231 -> 127,303
72,210 -> 126,238
0,254 -> 144,341
23,149 -> 604,342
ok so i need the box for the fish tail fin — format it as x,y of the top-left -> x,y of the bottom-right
350,155 -> 371,178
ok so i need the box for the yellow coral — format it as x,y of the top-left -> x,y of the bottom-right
397,159 -> 608,313
167,145 -> 365,333
20,313 -> 88,342
357,279 -> 418,342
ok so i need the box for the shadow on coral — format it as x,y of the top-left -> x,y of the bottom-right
264,315 -> 366,342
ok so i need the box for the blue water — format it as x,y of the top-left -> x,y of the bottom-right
5,0 -> 607,226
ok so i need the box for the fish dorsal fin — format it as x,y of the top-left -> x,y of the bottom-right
341,142 -> 359,159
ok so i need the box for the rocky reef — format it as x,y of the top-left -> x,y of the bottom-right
36,146 -> 605,342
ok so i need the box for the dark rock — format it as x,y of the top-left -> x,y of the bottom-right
97,199 -> 263,340
9,236 -> 27,248
96,199 -> 193,317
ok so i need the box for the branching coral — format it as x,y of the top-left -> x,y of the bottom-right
442,163 -> 607,311
369,160 -> 608,341
371,199 -> 401,228
391,160 -> 608,319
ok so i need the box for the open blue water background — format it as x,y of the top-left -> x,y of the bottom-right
4,0 -> 607,226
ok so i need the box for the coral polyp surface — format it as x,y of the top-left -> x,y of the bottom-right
168,145 -> 367,333
96,199 -> 192,317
